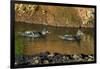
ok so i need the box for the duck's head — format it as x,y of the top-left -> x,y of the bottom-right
76,29 -> 84,36
41,29 -> 50,35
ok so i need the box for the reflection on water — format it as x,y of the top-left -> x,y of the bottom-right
15,23 -> 95,56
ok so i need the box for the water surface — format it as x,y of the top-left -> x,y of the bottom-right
15,22 -> 95,56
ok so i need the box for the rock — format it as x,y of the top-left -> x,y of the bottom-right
88,55 -> 94,59
78,58 -> 83,61
72,54 -> 80,59
48,53 -> 54,57
43,60 -> 49,64
15,61 -> 18,65
87,58 -> 93,61
34,59 -> 39,64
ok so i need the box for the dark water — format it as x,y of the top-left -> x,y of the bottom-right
15,23 -> 95,56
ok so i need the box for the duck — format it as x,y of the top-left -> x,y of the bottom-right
20,28 -> 50,38
58,29 -> 84,41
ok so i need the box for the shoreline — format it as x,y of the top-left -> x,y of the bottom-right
15,21 -> 94,28
15,52 -> 94,66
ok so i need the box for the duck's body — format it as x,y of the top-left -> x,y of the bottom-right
58,29 -> 84,41
21,31 -> 41,38
20,29 -> 50,38
59,35 -> 80,41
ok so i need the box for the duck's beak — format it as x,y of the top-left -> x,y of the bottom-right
47,31 -> 51,34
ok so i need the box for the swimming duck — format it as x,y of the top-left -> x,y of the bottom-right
20,29 -> 50,38
58,29 -> 84,41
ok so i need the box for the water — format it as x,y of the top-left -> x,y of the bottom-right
15,22 -> 95,56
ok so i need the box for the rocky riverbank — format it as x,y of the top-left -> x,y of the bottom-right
15,52 -> 94,66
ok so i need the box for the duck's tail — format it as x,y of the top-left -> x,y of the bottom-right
58,36 -> 65,39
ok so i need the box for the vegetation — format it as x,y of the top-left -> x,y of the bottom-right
15,3 -> 95,28
15,33 -> 24,55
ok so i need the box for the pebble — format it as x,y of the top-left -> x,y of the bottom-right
34,60 -> 39,64
43,60 -> 49,64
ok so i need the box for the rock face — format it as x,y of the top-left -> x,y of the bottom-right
76,8 -> 95,26
15,3 -> 95,27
